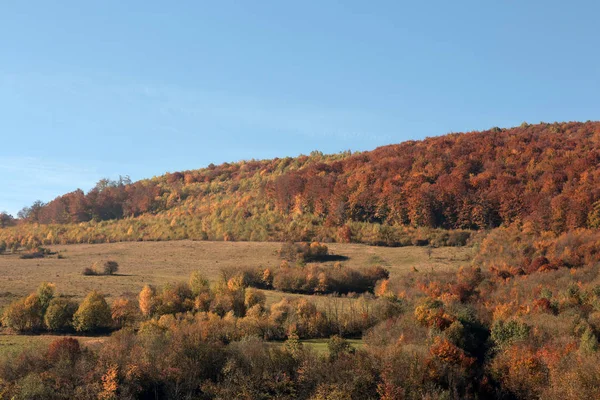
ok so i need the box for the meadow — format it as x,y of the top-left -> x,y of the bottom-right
0,241 -> 471,356
0,240 -> 471,308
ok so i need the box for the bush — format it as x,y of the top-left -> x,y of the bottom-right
250,263 -> 389,295
82,266 -> 98,276
19,247 -> 53,259
111,297 -> 139,328
72,291 -> 112,333
2,294 -> 44,332
2,299 -> 29,332
491,319 -> 531,347
47,337 -> 81,364
327,335 -> 355,361
19,252 -> 45,259
279,241 -> 329,262
244,288 -> 266,309
44,298 -> 78,332
103,260 -> 119,275
82,261 -> 119,276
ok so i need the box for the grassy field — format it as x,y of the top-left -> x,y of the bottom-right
0,240 -> 472,308
0,332 -> 107,357
0,241 -> 472,356
300,338 -> 364,354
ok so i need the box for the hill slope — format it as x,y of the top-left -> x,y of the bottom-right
2,121 -> 600,248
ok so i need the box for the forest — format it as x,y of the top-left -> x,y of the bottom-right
1,121 -> 600,399
1,121 -> 600,250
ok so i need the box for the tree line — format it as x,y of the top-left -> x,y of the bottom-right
2,121 -> 599,249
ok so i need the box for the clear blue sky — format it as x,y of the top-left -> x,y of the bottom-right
1,1 -> 599,216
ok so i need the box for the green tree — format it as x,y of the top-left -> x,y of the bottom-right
327,335 -> 354,361
588,200 -> 600,229
189,270 -> 210,297
44,298 -> 78,332
580,327 -> 599,354
2,298 -> 29,332
2,293 -> 44,332
491,319 -> 531,347
72,291 -> 112,333
37,282 -> 55,314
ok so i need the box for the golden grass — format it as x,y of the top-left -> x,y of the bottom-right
0,240 -> 472,309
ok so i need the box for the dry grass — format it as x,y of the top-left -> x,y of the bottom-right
0,241 -> 472,309
0,332 -> 107,357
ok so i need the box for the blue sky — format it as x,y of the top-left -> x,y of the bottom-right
1,1 -> 599,216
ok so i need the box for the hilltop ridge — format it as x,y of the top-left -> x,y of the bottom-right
2,121 -> 600,248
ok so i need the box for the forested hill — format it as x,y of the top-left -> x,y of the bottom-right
2,121 -> 600,248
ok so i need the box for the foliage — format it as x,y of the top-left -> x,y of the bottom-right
491,319 -> 531,347
10,121 -> 600,248
72,290 -> 112,332
103,260 -> 119,275
44,297 -> 78,332
279,241 -> 330,262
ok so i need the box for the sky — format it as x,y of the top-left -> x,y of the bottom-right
1,1 -> 599,216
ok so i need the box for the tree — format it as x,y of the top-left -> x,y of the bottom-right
2,298 -> 29,332
45,298 -> 78,332
103,261 -> 119,275
0,212 -> 15,228
139,285 -> 157,318
2,293 -> 43,332
588,200 -> 600,229
327,335 -> 355,361
37,282 -> 55,314
72,291 -> 112,333
111,297 -> 139,328
245,288 -> 266,309
17,200 -> 45,222
189,270 -> 210,296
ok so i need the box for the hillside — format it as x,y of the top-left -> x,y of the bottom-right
2,121 -> 600,249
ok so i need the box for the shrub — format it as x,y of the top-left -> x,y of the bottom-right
327,335 -> 355,361
491,319 -> 531,347
111,297 -> 139,328
37,282 -> 55,314
155,282 -> 194,316
244,288 -> 266,309
279,241 -> 329,262
189,270 -> 210,296
580,327 -> 599,354
19,252 -> 44,259
82,261 -> 119,276
266,264 -> 388,295
2,299 -> 29,332
44,298 -> 78,332
2,294 -> 43,332
72,291 -> 112,333
103,261 -> 119,275
139,285 -> 157,317
46,337 -> 81,363
19,246 -> 53,259
82,266 -> 98,276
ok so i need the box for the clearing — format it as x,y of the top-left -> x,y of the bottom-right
0,240 -> 472,308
